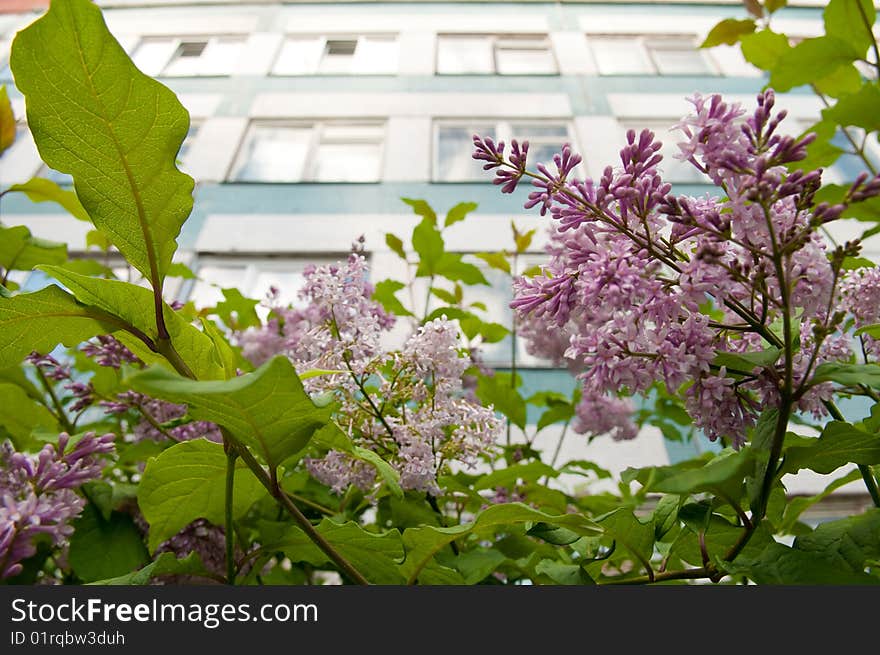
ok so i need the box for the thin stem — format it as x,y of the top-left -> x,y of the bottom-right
225,448 -> 237,585
856,0 -> 880,83
34,367 -> 75,434
548,419 -> 570,470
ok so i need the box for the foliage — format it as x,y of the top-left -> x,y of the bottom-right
0,0 -> 878,587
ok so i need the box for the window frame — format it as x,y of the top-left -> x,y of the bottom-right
227,119 -> 386,184
270,33 -> 400,76
131,34 -> 247,78
587,33 -> 718,76
435,33 -> 558,76
432,118 -> 579,183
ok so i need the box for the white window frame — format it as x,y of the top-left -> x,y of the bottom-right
228,120 -> 386,183
432,119 -> 579,182
436,33 -> 557,75
587,34 -> 717,76
271,33 -> 399,76
131,35 -> 246,77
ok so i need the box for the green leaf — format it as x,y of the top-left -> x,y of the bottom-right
38,265 -> 225,380
212,288 -> 260,330
812,362 -> 880,387
166,262 -> 196,279
0,382 -> 59,448
536,401 -> 574,432
200,317 -> 252,379
444,201 -> 478,228
68,504 -> 150,583
430,287 -> 459,305
401,197 -> 437,225
740,29 -> 790,71
769,37 -> 862,92
400,503 -> 600,584
625,449 -> 752,499
475,461 -> 558,490
129,356 -> 331,470
89,551 -> 209,585
0,85 -> 14,154
474,251 -> 511,275
723,541 -> 879,584
259,519 -> 405,585
513,225 -> 536,253
372,279 -> 413,317
312,423 -> 402,498
462,318 -> 509,344
526,522 -> 581,546
795,119 -> 845,171
0,285 -> 116,368
781,469 -> 861,533
412,216 -> 445,277
794,509 -> 880,573
824,0 -> 875,57
5,177 -> 89,221
534,559 -> 594,585
824,85 -> 880,134
651,494 -> 681,541
454,548 -> 507,584
0,224 -> 67,273
813,64 -> 862,99
782,421 -> 880,475
713,347 -> 781,374
475,372 -> 527,430
701,18 -> 756,48
385,233 -> 407,260
11,0 -> 194,288
842,257 -> 876,271
138,439 -> 267,552
85,229 -> 113,253
594,509 -> 655,572
747,408 -> 779,514
765,0 -> 787,13
436,253 -> 489,286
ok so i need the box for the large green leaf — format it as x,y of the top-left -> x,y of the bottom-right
412,216 -> 445,277
747,407 -> 779,513
769,37 -> 861,92
724,541 -> 879,585
0,382 -> 59,448
475,372 -> 527,430
782,421 -> 880,475
257,519 -> 406,585
10,0 -> 194,289
39,265 -> 225,380
68,504 -> 150,583
129,356 -> 332,470
824,85 -> 880,134
780,469 -> 862,533
0,224 -> 67,273
138,439 -> 267,552
794,509 -> 880,573
824,0 -> 876,56
624,449 -> 752,501
5,177 -> 89,221
740,29 -> 789,70
372,279 -> 413,318
474,461 -> 558,491
0,285 -> 118,368
444,201 -> 478,228
454,548 -> 508,584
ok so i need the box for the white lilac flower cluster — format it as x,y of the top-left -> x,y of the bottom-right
237,255 -> 502,496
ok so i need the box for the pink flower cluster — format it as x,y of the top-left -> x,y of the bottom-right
476,90 -> 880,448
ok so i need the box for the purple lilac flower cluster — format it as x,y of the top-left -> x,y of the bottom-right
0,432 -> 115,579
237,256 -> 503,495
475,90 -> 880,447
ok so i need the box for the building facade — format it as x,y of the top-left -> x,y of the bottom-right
0,0 -> 872,506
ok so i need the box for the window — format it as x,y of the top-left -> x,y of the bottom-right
230,122 -> 384,183
588,35 -> 715,76
187,256 -> 341,319
620,119 -> 708,184
132,36 -> 245,77
436,34 -> 556,75
434,121 -> 575,182
272,35 -> 399,75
